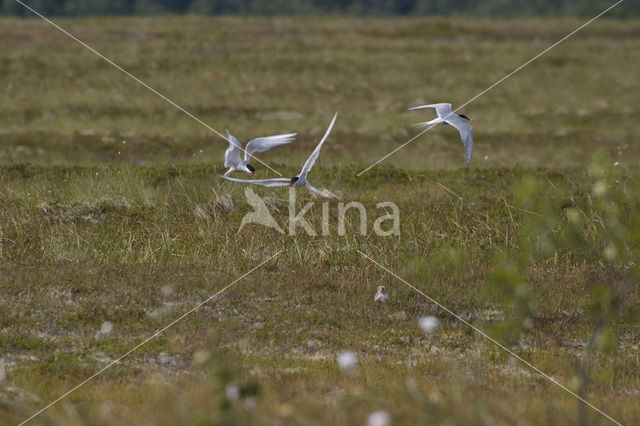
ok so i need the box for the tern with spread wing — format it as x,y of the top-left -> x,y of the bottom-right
220,112 -> 338,197
408,103 -> 474,164
223,129 -> 296,176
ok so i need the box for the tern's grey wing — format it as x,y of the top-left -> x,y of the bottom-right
444,115 -> 474,164
408,103 -> 452,118
244,133 -> 296,161
220,175 -> 290,187
224,129 -> 244,168
300,112 -> 338,180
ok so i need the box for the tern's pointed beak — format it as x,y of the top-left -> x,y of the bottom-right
251,172 -> 256,176
289,182 -> 294,187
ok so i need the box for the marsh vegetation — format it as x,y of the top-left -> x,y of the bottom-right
0,16 -> 639,425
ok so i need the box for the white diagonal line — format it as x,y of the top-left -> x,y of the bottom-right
18,250 -> 283,426
357,250 -> 622,426
14,0 -> 283,176
357,0 -> 625,176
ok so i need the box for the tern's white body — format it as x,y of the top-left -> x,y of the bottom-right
409,103 -> 474,164
223,130 -> 296,176
221,112 -> 338,198
374,286 -> 389,302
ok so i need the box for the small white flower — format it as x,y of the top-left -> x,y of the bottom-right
95,321 -> 113,340
603,244 -> 617,261
158,352 -> 171,365
99,400 -> 114,418
122,140 -> 126,144
337,351 -> 357,372
368,410 -> 392,426
484,155 -> 488,160
565,208 -> 581,225
193,350 -> 210,365
160,284 -> 174,297
244,396 -> 257,409
613,161 -> 620,166
225,383 -> 240,401
419,316 -> 440,334
428,390 -> 441,404
100,321 -> 113,334
592,181 -> 607,197
307,339 -> 322,350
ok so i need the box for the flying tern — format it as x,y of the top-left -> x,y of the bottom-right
223,129 -> 296,176
408,103 -> 474,164
220,112 -> 338,197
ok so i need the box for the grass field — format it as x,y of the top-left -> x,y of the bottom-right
1,15 -> 639,425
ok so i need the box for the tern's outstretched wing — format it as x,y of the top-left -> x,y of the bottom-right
220,175 -> 290,187
299,112 -> 338,180
224,129 -> 244,168
444,115 -> 474,164
408,103 -> 452,119
244,133 -> 296,161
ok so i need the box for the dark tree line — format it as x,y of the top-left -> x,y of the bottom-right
2,0 -> 638,17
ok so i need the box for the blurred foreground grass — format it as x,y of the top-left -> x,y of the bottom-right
1,15 -> 639,426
